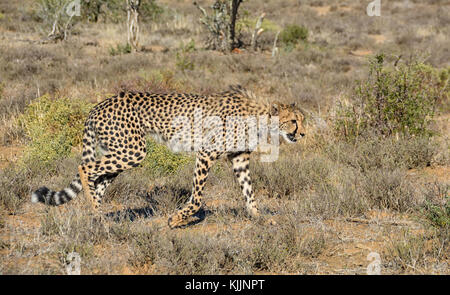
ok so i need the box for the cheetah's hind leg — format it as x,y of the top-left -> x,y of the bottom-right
78,163 -> 98,212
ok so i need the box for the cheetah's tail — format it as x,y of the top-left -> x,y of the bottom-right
31,174 -> 82,206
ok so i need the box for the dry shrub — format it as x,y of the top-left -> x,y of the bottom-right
0,165 -> 43,214
327,136 -> 438,172
129,225 -> 244,274
252,152 -> 333,199
0,153 -> 82,214
103,163 -> 193,216
111,70 -> 192,94
251,135 -> 433,218
129,217 -> 329,274
40,207 -> 110,244
39,206 -> 113,272
360,169 -> 420,212
385,228 -> 449,273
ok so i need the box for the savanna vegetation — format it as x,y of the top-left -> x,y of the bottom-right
0,0 -> 448,274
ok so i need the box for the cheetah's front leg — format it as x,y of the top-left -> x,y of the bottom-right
168,153 -> 215,228
229,152 -> 259,218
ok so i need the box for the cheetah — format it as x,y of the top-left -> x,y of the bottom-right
31,85 -> 306,228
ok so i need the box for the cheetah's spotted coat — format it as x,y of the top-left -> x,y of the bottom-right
31,86 -> 305,228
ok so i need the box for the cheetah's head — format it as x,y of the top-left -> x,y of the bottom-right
270,102 -> 306,144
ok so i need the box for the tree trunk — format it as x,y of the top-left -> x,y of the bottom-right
194,0 -> 244,52
228,0 -> 242,51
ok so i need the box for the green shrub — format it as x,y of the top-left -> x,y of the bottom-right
279,24 -> 308,47
139,0 -> 164,22
422,184 -> 449,228
335,54 -> 447,139
109,43 -> 132,56
18,95 -> 93,169
141,138 -> 193,177
423,201 -> 450,228
176,40 -> 196,73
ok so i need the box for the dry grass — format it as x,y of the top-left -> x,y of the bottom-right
0,0 -> 449,274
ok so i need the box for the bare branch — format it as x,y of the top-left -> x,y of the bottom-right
126,0 -> 140,52
251,12 -> 265,51
272,30 -> 281,58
